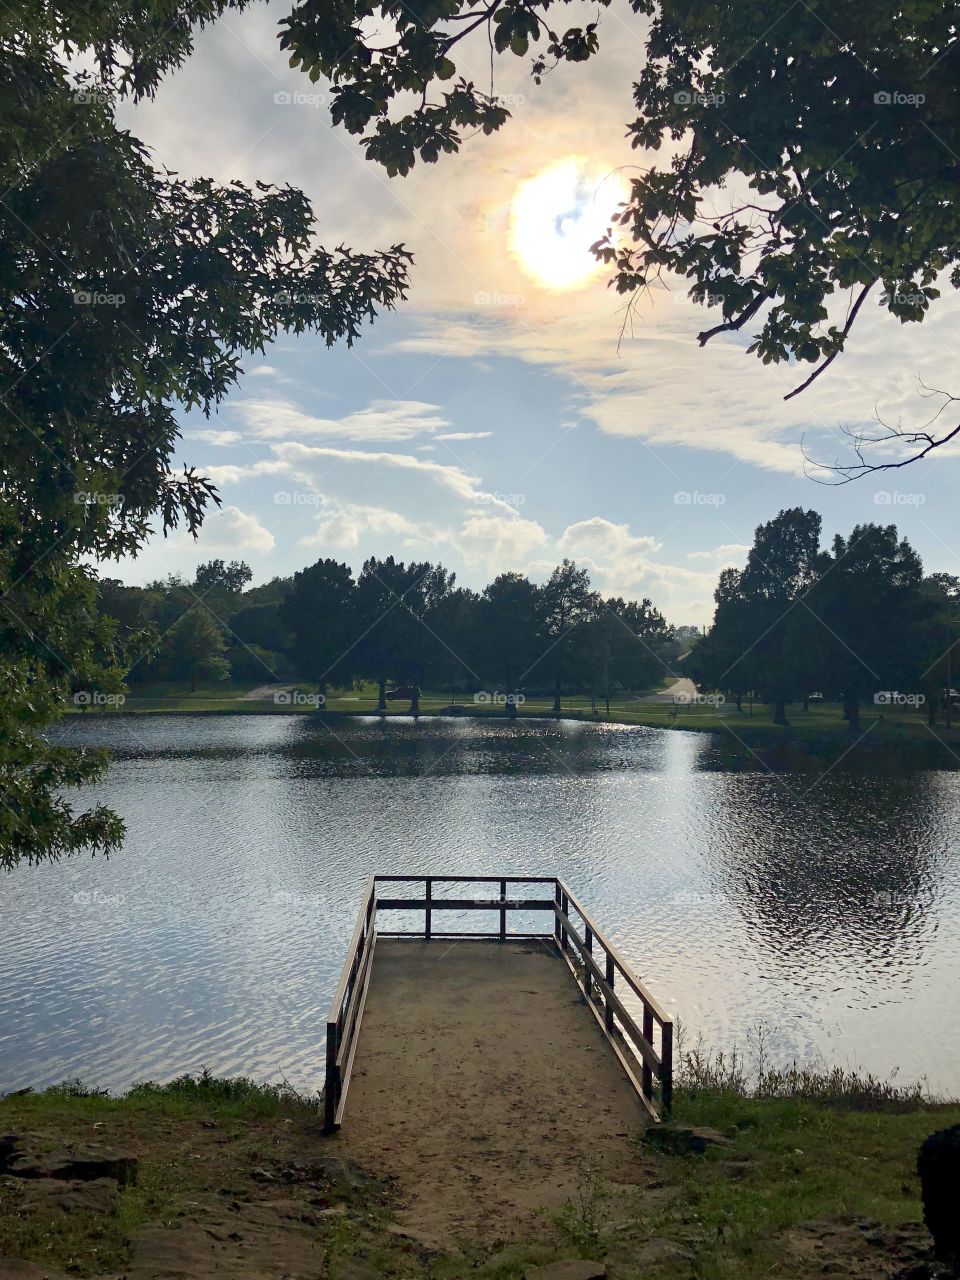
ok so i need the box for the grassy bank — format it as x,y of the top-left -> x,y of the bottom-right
66,680 -> 960,765
2,1069 -> 955,1279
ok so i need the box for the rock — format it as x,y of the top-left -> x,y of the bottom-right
7,1148 -> 137,1186
283,1155 -> 381,1194
644,1124 -> 733,1156
0,1133 -> 18,1172
918,1124 -> 960,1266
635,1239 -> 695,1266
20,1176 -> 119,1215
523,1263 -> 607,1280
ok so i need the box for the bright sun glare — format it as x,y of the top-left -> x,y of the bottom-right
509,158 -> 625,291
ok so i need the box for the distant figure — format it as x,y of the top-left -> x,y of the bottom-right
385,685 -> 420,715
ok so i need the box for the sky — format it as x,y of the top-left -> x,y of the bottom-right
112,0 -> 960,626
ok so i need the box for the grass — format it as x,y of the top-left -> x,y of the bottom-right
2,1063 -> 956,1279
65,680 -> 960,760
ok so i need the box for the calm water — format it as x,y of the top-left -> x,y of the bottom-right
2,715 -> 959,1096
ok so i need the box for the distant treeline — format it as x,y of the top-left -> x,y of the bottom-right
96,557 -> 690,709
686,509 -> 959,730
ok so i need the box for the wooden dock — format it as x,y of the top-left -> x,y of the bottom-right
323,876 -> 673,1138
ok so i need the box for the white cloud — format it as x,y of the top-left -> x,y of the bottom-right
436,431 -> 493,441
300,503 -> 422,551
195,505 -> 275,554
188,429 -> 243,446
458,513 -> 550,575
233,397 -> 451,443
686,543 -> 750,564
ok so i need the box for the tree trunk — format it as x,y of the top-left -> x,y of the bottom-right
843,697 -> 860,732
553,680 -> 561,715
928,698 -> 937,727
802,696 -> 809,712
773,698 -> 788,726
377,675 -> 386,711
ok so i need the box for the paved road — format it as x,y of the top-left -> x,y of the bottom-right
632,677 -> 698,704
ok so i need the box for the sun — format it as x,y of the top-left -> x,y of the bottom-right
509,158 -> 625,291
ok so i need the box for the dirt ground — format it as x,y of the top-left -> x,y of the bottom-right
336,939 -> 653,1246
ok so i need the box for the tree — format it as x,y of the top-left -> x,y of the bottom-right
161,610 -> 231,691
194,560 -> 253,597
476,573 -> 543,694
0,7 -> 409,864
533,561 -> 600,714
918,574 -> 960,727
285,1 -> 958,409
354,558 -> 457,708
279,559 -> 358,693
804,524 -> 928,731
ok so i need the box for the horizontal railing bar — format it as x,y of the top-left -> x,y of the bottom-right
555,905 -> 661,1072
557,878 -> 672,1027
326,875 -> 376,1024
378,930 -> 556,940
335,926 -> 377,1071
376,896 -> 555,911
333,933 -> 378,1128
373,875 -> 558,884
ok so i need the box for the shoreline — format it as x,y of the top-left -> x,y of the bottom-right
61,702 -> 960,768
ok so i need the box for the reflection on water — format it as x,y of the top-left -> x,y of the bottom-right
1,715 -> 958,1095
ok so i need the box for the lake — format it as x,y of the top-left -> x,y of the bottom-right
2,714 -> 959,1097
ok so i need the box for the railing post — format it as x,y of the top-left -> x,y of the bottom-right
499,877 -> 507,941
584,925 -> 593,999
323,1021 -> 340,1133
642,1004 -> 654,1100
425,876 -> 432,939
560,891 -> 569,952
661,1020 -> 674,1114
604,954 -> 615,1032
554,881 -> 562,943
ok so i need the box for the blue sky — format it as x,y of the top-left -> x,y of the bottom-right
112,0 -> 960,624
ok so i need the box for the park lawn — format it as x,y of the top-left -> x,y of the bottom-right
64,680 -> 960,748
0,1074 -> 955,1280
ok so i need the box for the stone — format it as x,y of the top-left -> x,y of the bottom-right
644,1124 -> 733,1156
635,1239 -> 695,1266
522,1263 -> 607,1280
7,1149 -> 137,1186
21,1176 -> 119,1215
918,1124 -> 960,1265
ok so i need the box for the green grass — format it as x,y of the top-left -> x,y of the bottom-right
2,1069 -> 955,1279
70,681 -> 960,755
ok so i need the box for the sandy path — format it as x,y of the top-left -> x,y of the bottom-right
337,939 -> 651,1245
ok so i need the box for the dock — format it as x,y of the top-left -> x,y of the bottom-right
322,876 -> 674,1238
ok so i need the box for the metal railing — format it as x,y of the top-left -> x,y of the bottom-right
323,874 -> 673,1132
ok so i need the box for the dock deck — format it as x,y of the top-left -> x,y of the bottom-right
338,938 -> 651,1242
324,876 -> 674,1240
